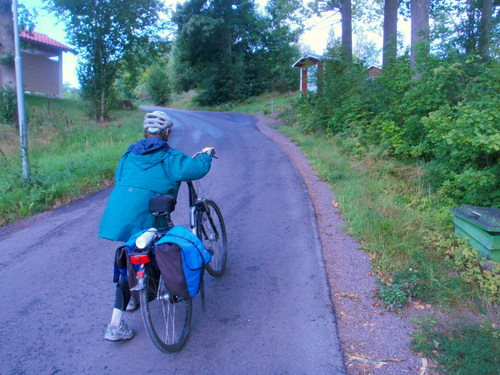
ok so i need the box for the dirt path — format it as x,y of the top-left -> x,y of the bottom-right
256,116 -> 426,375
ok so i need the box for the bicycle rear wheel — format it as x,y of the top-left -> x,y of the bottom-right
140,263 -> 193,353
197,200 -> 228,277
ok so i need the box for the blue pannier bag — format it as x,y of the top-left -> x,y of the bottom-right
154,226 -> 211,298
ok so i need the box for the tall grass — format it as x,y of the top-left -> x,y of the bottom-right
0,95 -> 144,226
0,91 -> 298,227
279,125 -> 488,308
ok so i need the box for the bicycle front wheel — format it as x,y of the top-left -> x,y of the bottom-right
140,263 -> 193,353
197,200 -> 228,277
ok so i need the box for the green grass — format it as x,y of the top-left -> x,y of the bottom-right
169,90 -> 299,114
278,124 -> 498,307
412,318 -> 500,374
0,95 -> 144,226
168,90 -> 200,110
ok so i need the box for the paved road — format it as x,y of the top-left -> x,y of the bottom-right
0,108 -> 345,374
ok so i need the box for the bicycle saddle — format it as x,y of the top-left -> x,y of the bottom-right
149,195 -> 176,216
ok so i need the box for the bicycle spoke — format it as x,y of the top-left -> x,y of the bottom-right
198,201 -> 227,277
140,269 -> 192,352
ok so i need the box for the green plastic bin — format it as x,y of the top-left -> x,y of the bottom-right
450,205 -> 500,262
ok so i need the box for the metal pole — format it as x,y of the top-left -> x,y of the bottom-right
12,0 -> 30,180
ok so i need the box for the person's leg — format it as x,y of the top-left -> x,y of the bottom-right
105,275 -> 134,341
110,275 -> 132,325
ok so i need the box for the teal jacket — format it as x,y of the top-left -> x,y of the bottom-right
99,138 -> 211,242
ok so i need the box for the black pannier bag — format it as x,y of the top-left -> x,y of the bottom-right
154,226 -> 211,298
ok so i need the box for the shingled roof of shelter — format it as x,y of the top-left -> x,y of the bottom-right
20,30 -> 76,54
292,54 -> 339,69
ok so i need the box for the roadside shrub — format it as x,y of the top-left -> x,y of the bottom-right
144,63 -> 172,106
0,85 -> 17,124
421,60 -> 500,206
78,61 -> 118,121
377,268 -> 425,311
298,50 -> 500,207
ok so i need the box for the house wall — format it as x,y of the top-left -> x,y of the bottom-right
21,51 -> 61,97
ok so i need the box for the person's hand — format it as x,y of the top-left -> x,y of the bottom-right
202,147 -> 216,157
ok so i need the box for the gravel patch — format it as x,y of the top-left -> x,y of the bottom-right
256,116 -> 425,375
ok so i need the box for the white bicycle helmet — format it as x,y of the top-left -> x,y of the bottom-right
143,111 -> 173,133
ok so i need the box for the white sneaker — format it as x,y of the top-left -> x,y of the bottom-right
104,321 -> 135,341
126,296 -> 138,311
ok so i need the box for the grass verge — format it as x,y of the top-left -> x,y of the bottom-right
271,104 -> 499,374
412,317 -> 499,374
0,95 -> 144,227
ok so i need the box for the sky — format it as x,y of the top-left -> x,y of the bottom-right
18,0 -> 392,88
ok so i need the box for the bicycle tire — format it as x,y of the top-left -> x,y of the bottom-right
140,263 -> 193,353
197,200 -> 228,277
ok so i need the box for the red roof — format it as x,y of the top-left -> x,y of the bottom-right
20,30 -> 76,54
368,66 -> 382,78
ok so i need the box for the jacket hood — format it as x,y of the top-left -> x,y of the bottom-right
127,138 -> 170,155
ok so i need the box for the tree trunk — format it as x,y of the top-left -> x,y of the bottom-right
383,0 -> 399,67
410,0 -> 429,72
0,0 -> 17,90
478,0 -> 493,59
340,0 -> 352,61
100,88 -> 105,123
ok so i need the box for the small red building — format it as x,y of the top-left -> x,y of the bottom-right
367,66 -> 382,78
292,55 -> 383,96
292,54 -> 325,96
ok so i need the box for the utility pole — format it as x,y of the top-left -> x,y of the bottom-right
12,0 -> 30,180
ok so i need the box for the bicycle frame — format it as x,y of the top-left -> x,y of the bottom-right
129,171 -> 226,352
187,181 -> 198,235
187,180 -> 220,243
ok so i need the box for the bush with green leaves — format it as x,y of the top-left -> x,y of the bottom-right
144,63 -> 171,106
0,85 -> 16,124
422,60 -> 500,205
298,48 -> 500,207
378,268 -> 425,311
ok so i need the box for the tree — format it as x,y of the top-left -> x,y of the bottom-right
341,0 -> 353,61
172,0 -> 301,105
144,62 -> 171,105
47,0 -> 167,121
0,0 -> 16,91
422,0 -> 500,58
314,0 -> 353,61
383,0 -> 399,66
410,0 -> 429,72
478,0 -> 493,58
260,0 -> 303,92
115,38 -> 171,101
172,0 -> 256,103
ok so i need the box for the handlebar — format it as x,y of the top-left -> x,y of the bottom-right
193,149 -> 217,159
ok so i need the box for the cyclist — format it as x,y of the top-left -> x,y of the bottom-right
99,110 -> 215,341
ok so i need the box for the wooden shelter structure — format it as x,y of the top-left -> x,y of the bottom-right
17,30 -> 76,98
292,54 -> 324,95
